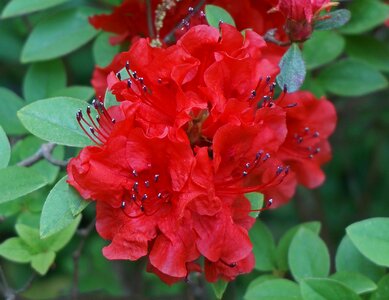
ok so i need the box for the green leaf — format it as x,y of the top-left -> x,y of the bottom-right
0,87 -> 27,135
303,31 -> 345,70
11,136 -> 64,184
300,278 -> 362,300
301,73 -> 326,98
245,192 -> 264,218
335,236 -> 385,282
23,59 -> 67,103
250,220 -> 277,271
104,89 -> 119,108
211,279 -> 228,299
93,32 -> 120,67
370,274 -> 389,300
346,217 -> 389,267
314,9 -> 351,31
68,190 -> 90,217
43,215 -> 81,251
245,274 -> 279,292
288,228 -> 330,282
1,0 -> 70,19
244,279 -> 302,300
340,0 -> 389,35
317,59 -> 388,97
0,125 -> 10,169
345,35 -> 389,72
21,8 -> 99,63
276,222 -> 321,271
0,237 -> 34,263
205,5 -> 236,28
40,176 -> 86,238
16,223 -> 45,251
277,43 -> 306,93
31,251 -> 56,275
330,271 -> 377,295
50,86 -> 95,102
0,166 -> 47,204
17,97 -> 92,147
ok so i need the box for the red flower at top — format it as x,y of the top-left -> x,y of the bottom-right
68,23 -> 337,284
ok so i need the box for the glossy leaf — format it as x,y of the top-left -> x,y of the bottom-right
0,87 -> 27,135
0,166 -> 47,204
346,218 -> 389,267
0,237 -> 34,263
276,221 -> 321,271
340,0 -> 389,34
245,192 -> 264,218
51,86 -> 95,101
23,59 -> 67,102
303,31 -> 345,70
314,9 -> 351,31
93,32 -> 120,67
1,0 -> 70,19
370,275 -> 389,300
244,279 -> 302,300
0,125 -> 10,169
346,35 -> 389,72
300,278 -> 362,300
330,271 -> 377,295
21,8 -> 99,63
31,251 -> 56,275
205,5 -> 236,28
335,236 -> 385,282
277,43 -> 306,93
288,228 -> 330,281
250,221 -> 277,271
317,59 -> 388,96
40,176 -> 85,238
211,279 -> 228,299
17,97 -> 92,147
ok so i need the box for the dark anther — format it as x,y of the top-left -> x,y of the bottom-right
89,127 -> 95,134
127,79 -> 132,88
242,171 -> 248,177
314,148 -> 321,154
229,262 -> 237,268
121,201 -> 126,208
131,194 -> 136,200
218,20 -> 224,27
133,182 -> 139,191
157,192 -> 162,199
313,131 -> 320,138
132,170 -> 138,177
154,174 -> 160,182
283,84 -> 288,93
309,154 -> 314,159
142,85 -> 147,92
132,71 -> 137,79
285,166 -> 290,174
297,137 -> 303,144
157,78 -> 162,84
304,127 -> 310,133
263,153 -> 271,161
245,163 -> 251,169
286,103 -> 297,108
116,72 -> 121,80
276,166 -> 283,175
256,150 -> 263,160
188,6 -> 194,13
140,205 -> 145,212
76,110 -> 82,121
86,106 -> 91,113
267,199 -> 273,207
142,194 -> 148,200
111,118 -> 116,124
126,61 -> 130,70
266,75 -> 271,83
139,77 -> 144,85
145,180 -> 150,188
251,90 -> 257,97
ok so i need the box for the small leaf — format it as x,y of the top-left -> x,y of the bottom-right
21,8 -> 99,63
303,31 -> 345,70
244,279 -> 302,300
104,89 -> 119,109
0,125 -> 11,169
17,97 -> 92,147
314,9 -> 351,31
250,220 -> 277,271
40,176 -> 86,238
300,278 -> 362,300
211,279 -> 228,299
317,59 -> 388,97
93,32 -> 120,67
1,0 -> 70,19
205,5 -> 236,28
0,166 -> 47,204
31,251 -> 56,275
345,35 -> 389,72
0,237 -> 34,263
340,0 -> 389,35
43,215 -> 81,251
245,274 -> 279,292
23,59 -> 67,103
0,87 -> 27,135
276,221 -> 321,271
335,236 -> 385,282
51,86 -> 95,102
277,43 -> 306,93
346,217 -> 389,267
245,192 -> 264,218
370,274 -> 389,300
68,192 -> 90,217
288,228 -> 330,282
330,271 -> 377,295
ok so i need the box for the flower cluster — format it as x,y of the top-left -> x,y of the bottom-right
67,23 -> 336,284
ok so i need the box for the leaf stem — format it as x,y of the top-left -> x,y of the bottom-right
17,142 -> 68,168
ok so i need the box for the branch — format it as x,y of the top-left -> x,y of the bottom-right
17,142 -> 68,168
146,0 -> 156,38
263,29 -> 291,47
71,218 -> 96,300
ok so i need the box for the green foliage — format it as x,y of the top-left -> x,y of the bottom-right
245,192 -> 264,218
0,87 -> 27,135
211,279 -> 228,299
1,0 -> 70,19
93,32 -> 120,67
18,97 -> 92,147
244,279 -> 302,300
371,275 -> 389,300
314,9 -> 351,31
250,221 -> 277,271
21,8 -> 99,63
0,125 -> 10,169
300,278 -> 362,300
50,86 -> 94,101
277,43 -> 306,92
330,272 -> 377,295
205,5 -> 236,28
346,218 -> 389,267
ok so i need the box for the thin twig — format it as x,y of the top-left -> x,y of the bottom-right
146,0 -> 156,38
17,142 -> 68,168
263,29 -> 291,47
71,218 -> 96,300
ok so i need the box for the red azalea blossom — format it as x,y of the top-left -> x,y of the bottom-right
68,23 -> 336,283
